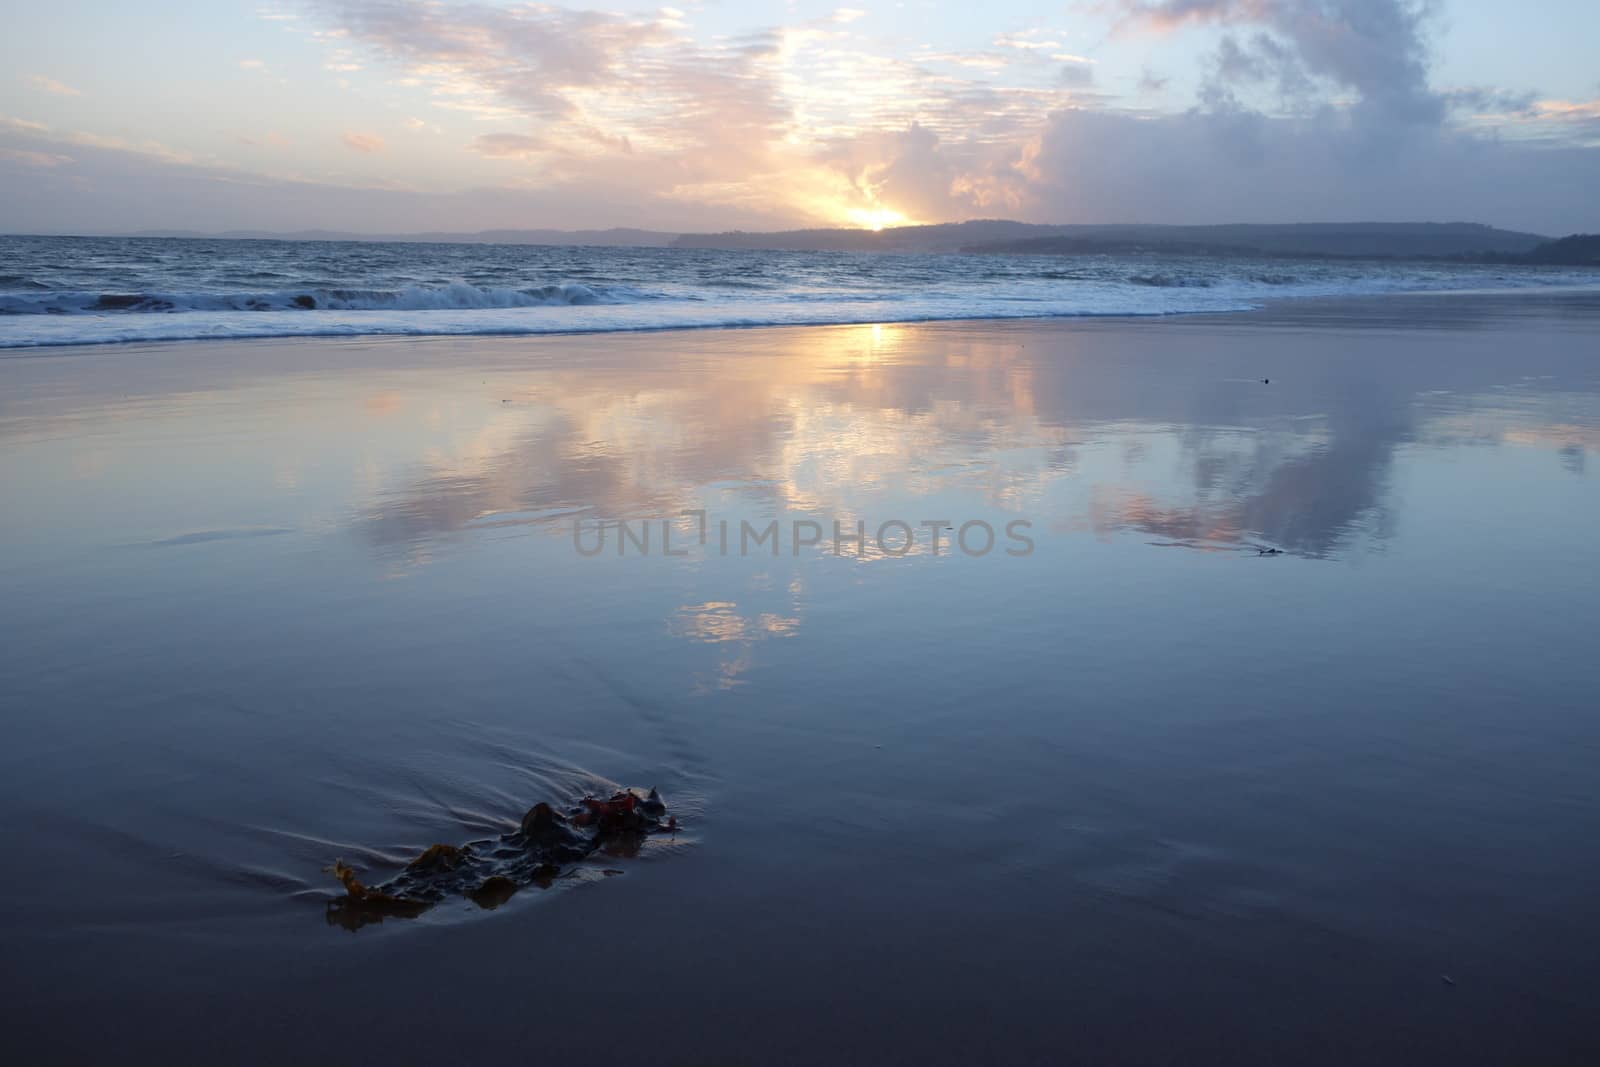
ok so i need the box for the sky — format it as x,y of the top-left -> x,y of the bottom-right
1,0 -> 1598,235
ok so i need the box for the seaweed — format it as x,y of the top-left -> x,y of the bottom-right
325,861 -> 432,920
325,787 -> 674,931
406,844 -> 465,872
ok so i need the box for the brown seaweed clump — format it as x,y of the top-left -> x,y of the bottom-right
326,861 -> 431,921
326,787 -> 673,930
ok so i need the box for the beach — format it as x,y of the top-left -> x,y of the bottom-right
3,291 -> 1600,1064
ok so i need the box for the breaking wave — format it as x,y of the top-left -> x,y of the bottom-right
0,281 -> 620,315
2,235 -> 1597,348
1127,273 -> 1213,289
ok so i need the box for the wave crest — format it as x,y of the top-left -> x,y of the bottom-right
0,281 -> 617,315
1126,273 -> 1213,289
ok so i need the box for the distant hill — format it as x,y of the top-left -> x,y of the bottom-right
676,221 -> 1549,259
962,222 -> 1549,259
1523,234 -> 1600,265
80,220 -> 1582,261
671,220 -> 1069,253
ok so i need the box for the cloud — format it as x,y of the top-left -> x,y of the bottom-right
0,114 -> 814,234
0,147 -> 73,167
1441,87 -> 1600,145
945,0 -> 1592,232
56,128 -> 199,166
307,0 -> 1124,224
1138,67 -> 1170,93
3,0 -> 1598,234
1118,0 -> 1442,124
22,74 -> 82,97
471,133 -> 544,158
316,0 -> 1575,231
323,49 -> 363,72
1508,98 -> 1600,145
850,123 -> 968,220
340,131 -> 385,153
239,58 -> 267,70
994,32 -> 1062,51
1533,99 -> 1600,124
1446,86 -> 1538,117
1014,104 -> 1600,232
1058,59 -> 1095,89
237,130 -> 293,148
320,1 -> 687,121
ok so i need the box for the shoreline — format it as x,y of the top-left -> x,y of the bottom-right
5,281 -> 1600,356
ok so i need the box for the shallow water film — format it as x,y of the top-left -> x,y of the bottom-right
3,291 -> 1599,1064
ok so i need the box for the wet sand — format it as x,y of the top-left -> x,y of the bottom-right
3,292 -> 1600,1064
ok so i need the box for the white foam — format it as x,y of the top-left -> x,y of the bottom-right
2,252 -> 1597,349
0,294 -> 1258,348
0,281 -> 614,315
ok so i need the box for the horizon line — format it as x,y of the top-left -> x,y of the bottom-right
0,218 -> 1570,243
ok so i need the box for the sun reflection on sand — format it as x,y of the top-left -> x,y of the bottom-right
337,323 -> 1076,552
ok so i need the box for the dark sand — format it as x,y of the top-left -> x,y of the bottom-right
3,291 -> 1599,1065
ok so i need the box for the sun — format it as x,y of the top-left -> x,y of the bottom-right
846,206 -> 910,232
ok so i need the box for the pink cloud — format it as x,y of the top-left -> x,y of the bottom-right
340,131 -> 385,153
0,147 -> 73,167
23,74 -> 82,97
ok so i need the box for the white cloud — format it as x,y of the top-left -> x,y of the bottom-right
1116,0 -> 1441,122
0,147 -> 73,167
23,74 -> 82,97
340,131 -> 385,153
471,133 -> 543,158
1,0 -> 1597,234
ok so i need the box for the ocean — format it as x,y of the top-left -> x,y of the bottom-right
2,233 -> 1597,348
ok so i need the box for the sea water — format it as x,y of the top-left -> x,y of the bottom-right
3,234 -> 1597,348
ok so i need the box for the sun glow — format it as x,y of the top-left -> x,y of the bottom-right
846,206 -> 910,231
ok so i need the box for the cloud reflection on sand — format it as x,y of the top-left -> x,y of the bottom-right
352,322 -> 1084,552
1,298 -> 1595,577
336,311 -> 1590,573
